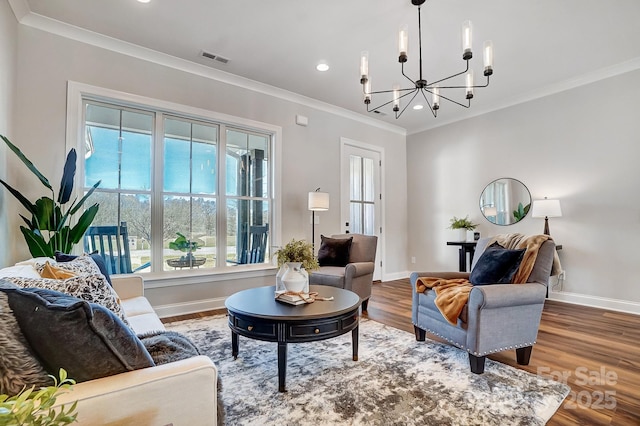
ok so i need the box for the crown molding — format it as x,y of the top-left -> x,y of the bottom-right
9,2 -> 407,136
408,56 -> 640,136
7,0 -> 30,21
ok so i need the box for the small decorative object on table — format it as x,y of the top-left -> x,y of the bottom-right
274,239 -> 319,303
448,215 -> 478,242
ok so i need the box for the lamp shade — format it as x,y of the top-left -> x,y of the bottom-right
308,191 -> 329,211
531,199 -> 562,218
484,207 -> 498,217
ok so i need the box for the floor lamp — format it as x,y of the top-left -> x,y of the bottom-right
308,188 -> 329,252
531,198 -> 562,235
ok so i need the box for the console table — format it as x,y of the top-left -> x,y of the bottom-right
447,241 -> 563,274
446,241 -> 477,272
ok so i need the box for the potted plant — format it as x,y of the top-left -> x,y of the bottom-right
0,369 -> 77,426
274,239 -> 319,293
448,215 -> 478,242
0,135 -> 101,257
168,232 -> 204,267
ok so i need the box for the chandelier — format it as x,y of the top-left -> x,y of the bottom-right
359,0 -> 493,118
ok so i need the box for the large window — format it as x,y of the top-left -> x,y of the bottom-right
83,99 -> 273,273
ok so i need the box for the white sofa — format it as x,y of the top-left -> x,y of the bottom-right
1,266 -> 219,426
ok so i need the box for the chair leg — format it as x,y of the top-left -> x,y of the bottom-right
469,354 -> 486,374
414,325 -> 426,341
516,346 -> 533,365
361,299 -> 369,312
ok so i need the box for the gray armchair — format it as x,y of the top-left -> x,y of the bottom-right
309,233 -> 378,311
411,236 -> 555,374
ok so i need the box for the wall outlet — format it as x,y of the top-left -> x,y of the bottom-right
411,256 -> 416,264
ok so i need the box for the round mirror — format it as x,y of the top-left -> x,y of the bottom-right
479,178 -> 531,225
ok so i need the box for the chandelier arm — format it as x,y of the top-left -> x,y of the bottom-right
401,62 -> 418,87
432,90 -> 471,109
395,90 -> 422,119
367,89 -> 418,113
419,89 -> 438,118
435,75 -> 491,90
368,87 -> 416,96
427,60 -> 470,87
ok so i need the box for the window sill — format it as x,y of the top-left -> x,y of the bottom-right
133,264 -> 278,289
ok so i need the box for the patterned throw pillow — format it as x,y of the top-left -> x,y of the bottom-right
37,254 -> 101,277
40,262 -> 78,280
54,252 -> 113,286
4,274 -> 129,326
0,288 -> 52,396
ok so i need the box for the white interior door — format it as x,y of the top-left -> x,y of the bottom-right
340,139 -> 382,281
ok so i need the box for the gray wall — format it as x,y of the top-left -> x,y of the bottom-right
407,69 -> 640,308
6,25 -> 407,309
0,1 -> 17,268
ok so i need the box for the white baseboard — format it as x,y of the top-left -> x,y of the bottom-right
154,297 -> 227,319
548,290 -> 640,315
382,270 -> 410,282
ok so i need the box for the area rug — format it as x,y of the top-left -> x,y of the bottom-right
166,315 -> 569,426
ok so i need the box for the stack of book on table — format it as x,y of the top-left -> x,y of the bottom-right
275,291 -> 309,305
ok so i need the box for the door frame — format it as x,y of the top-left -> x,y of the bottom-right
339,137 -> 385,281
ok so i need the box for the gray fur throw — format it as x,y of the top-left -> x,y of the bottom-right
137,330 -> 201,365
0,289 -> 52,396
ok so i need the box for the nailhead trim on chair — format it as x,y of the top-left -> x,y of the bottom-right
412,322 -> 537,356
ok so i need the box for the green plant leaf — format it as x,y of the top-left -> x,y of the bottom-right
0,179 -> 37,216
1,134 -> 52,191
20,226 -> 53,258
57,149 -> 77,205
68,204 -> 99,245
68,180 -> 101,216
19,214 -> 35,229
50,227 -> 72,254
32,197 -> 59,231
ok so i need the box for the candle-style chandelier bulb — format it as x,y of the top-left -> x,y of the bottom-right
398,24 -> 409,63
483,40 -> 494,76
462,20 -> 473,60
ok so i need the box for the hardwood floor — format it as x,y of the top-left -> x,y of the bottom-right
163,279 -> 640,425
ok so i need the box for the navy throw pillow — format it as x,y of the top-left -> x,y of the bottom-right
470,242 -> 526,285
55,251 -> 112,286
0,283 -> 154,383
317,235 -> 353,267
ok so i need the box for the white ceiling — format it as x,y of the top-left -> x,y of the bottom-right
12,0 -> 640,134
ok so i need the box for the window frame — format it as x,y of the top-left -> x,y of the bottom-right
66,81 -> 282,286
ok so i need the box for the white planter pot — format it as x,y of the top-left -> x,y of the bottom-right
466,230 -> 476,242
453,228 -> 466,242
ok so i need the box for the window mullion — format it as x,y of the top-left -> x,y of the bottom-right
151,112 -> 164,272
218,124 -> 227,268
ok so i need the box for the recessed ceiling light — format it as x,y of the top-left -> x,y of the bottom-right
316,63 -> 329,72
137,0 -> 151,3
413,104 -> 424,110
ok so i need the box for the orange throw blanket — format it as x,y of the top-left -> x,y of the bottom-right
415,277 -> 472,325
416,234 -> 556,325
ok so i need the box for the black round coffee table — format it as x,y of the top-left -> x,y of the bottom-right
225,285 -> 360,392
